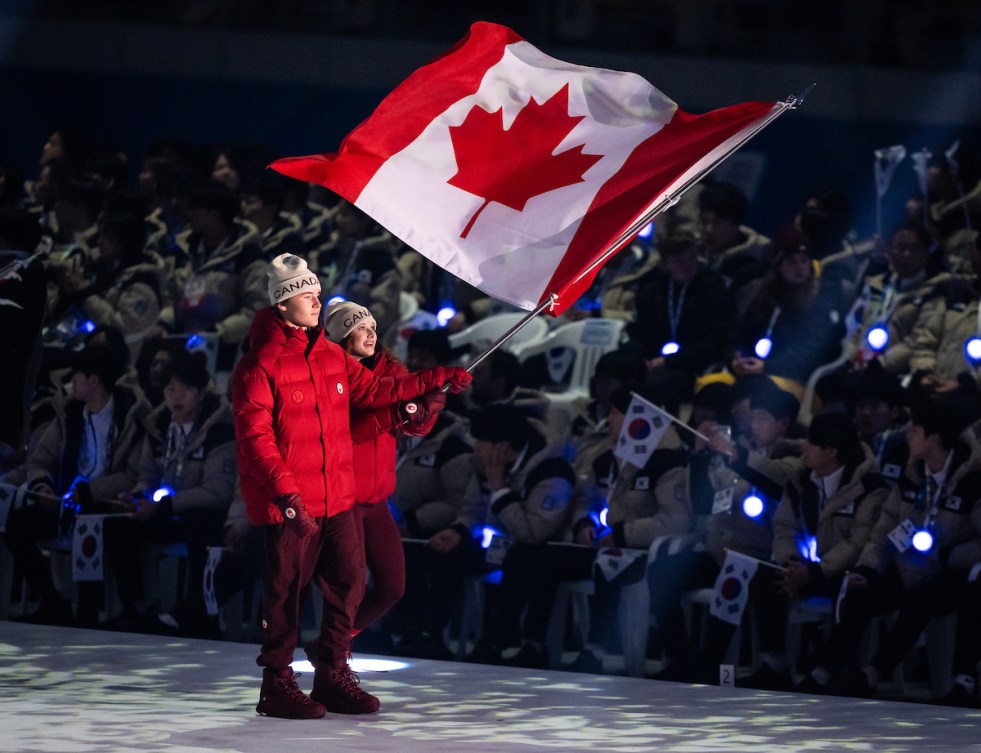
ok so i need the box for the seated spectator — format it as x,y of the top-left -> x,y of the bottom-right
156,183 -> 264,361
799,390 -> 981,698
841,362 -> 909,483
625,229 -> 737,413
133,337 -> 182,408
2,341 -> 149,625
312,199 -> 402,343
145,161 -> 199,258
727,225 -> 845,397
843,221 -> 948,374
106,351 -> 236,634
238,172 -> 303,260
396,405 -> 575,663
561,386 -> 693,673
568,349 -> 646,464
66,210 -> 165,364
43,177 -> 103,319
456,349 -> 549,421
697,181 -> 770,296
647,379 -> 804,684
907,229 -> 981,387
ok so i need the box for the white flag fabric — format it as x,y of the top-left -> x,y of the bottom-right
272,22 -> 785,316
594,547 -> 646,583
873,144 -> 906,199
73,514 -> 105,582
203,546 -> 226,617
614,392 -> 672,468
911,148 -> 933,198
709,549 -> 759,626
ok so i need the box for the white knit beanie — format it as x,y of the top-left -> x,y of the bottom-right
267,253 -> 320,304
322,301 -> 376,343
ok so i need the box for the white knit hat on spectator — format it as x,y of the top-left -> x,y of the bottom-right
323,301 -> 376,343
267,253 -> 320,304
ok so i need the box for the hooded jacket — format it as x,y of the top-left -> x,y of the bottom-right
454,419 -> 576,545
393,411 -> 474,537
232,307 -> 452,525
26,381 -> 150,503
773,447 -> 889,579
133,393 -> 236,514
856,433 -> 981,587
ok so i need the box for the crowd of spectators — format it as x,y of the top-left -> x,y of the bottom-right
1,125 -> 979,709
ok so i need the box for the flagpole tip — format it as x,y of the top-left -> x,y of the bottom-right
787,83 -> 816,109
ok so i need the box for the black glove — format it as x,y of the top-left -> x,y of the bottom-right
273,493 -> 318,538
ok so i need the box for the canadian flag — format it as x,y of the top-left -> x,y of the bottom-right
272,22 -> 790,316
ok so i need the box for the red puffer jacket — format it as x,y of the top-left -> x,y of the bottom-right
350,353 -> 402,505
233,307 -> 452,525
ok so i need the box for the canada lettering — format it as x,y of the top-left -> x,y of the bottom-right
273,276 -> 319,300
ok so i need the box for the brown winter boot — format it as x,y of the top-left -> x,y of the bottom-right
256,668 -> 326,719
311,665 -> 381,714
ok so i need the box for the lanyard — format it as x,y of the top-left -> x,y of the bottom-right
764,305 -> 782,341
164,423 -> 188,481
666,280 -> 689,342
79,416 -> 98,478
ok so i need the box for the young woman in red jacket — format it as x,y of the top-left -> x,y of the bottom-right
323,301 -> 445,646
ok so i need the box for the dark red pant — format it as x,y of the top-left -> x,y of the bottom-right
257,508 -> 364,671
354,501 -> 405,632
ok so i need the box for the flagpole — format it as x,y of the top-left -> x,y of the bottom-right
567,89 -> 809,293
462,294 -> 557,373
630,390 -> 712,443
461,87 -> 808,375
723,548 -> 788,572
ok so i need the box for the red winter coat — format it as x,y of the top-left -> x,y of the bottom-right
232,307 -> 447,525
349,352 -> 442,505
350,353 -> 402,505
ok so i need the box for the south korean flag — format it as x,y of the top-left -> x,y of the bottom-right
709,550 -> 759,626
614,392 -> 672,469
73,514 -> 106,581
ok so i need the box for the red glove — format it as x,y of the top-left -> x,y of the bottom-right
400,390 -> 447,437
416,366 -> 473,395
273,493 -> 318,538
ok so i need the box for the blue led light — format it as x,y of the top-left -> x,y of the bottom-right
81,320 -> 96,334
797,535 -> 821,563
965,336 -> 981,363
152,486 -> 176,503
185,333 -> 204,350
866,324 -> 890,352
911,529 -> 934,553
436,306 -> 457,327
637,221 -> 654,239
480,525 -> 502,549
326,295 -> 347,306
660,341 -> 680,356
742,493 -> 764,519
754,337 -> 773,359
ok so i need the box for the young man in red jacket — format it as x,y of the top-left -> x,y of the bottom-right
233,253 -> 470,720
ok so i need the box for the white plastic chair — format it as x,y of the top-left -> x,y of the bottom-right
448,312 -> 550,359
511,318 -> 626,395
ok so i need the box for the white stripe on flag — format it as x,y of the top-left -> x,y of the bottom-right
73,514 -> 105,582
614,393 -> 672,468
709,549 -> 759,626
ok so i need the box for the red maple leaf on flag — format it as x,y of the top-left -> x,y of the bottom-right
448,83 -> 603,238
